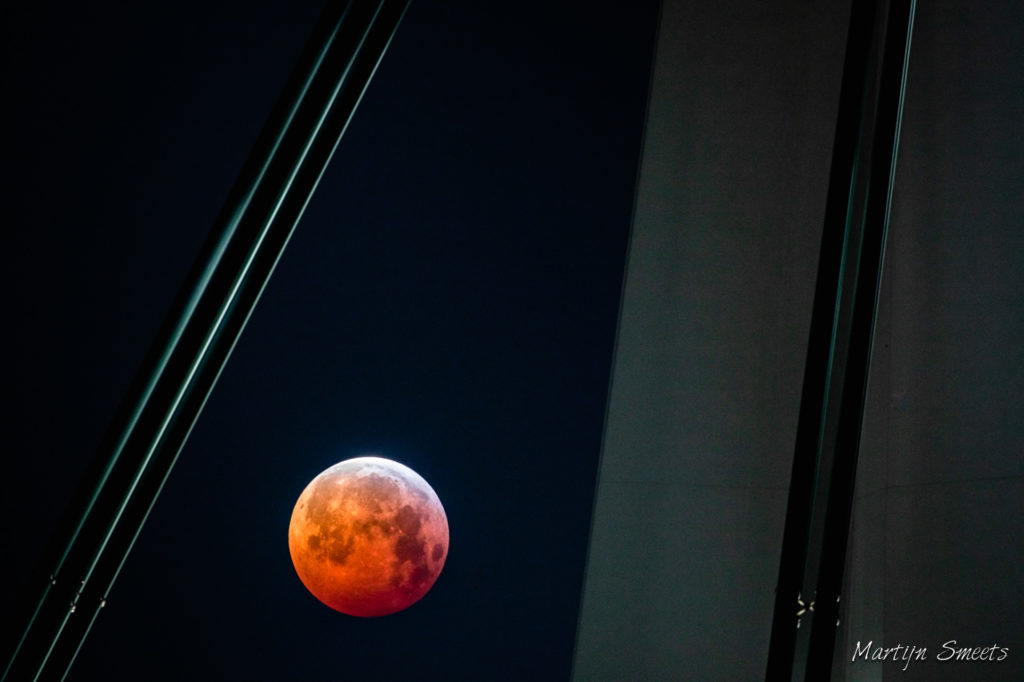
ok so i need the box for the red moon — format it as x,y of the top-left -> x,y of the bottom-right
288,457 -> 449,617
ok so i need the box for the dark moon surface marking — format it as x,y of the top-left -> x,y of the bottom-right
303,471 -> 435,581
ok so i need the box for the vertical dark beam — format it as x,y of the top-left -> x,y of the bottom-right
2,1 -> 409,680
767,0 -> 916,677
764,1 -> 878,678
805,0 -> 916,677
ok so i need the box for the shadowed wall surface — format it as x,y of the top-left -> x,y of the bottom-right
575,0 -> 1023,680
840,1 -> 1024,680
573,0 -> 848,678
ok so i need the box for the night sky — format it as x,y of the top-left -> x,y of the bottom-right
1,1 -> 658,679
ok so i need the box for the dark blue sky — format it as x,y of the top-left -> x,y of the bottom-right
1,1 -> 658,678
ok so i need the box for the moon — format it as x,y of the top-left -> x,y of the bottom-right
288,456 -> 449,617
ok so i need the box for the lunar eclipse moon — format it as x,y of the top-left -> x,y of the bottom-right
288,457 -> 449,617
